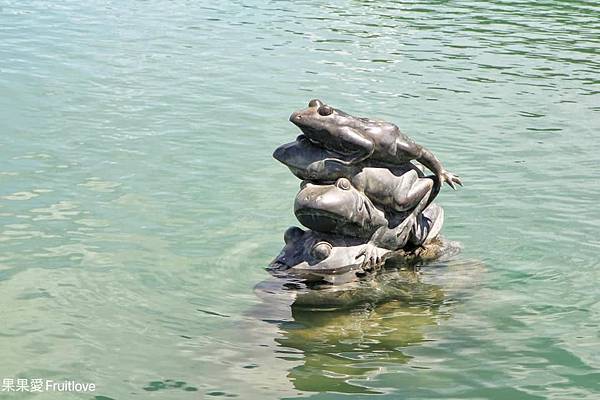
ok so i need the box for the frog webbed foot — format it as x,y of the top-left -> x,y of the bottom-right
355,242 -> 386,270
441,170 -> 463,190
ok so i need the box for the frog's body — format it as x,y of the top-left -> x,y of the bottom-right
289,100 -> 462,205
269,225 -> 455,285
269,228 -> 382,284
294,179 -> 388,240
274,136 -> 436,213
294,179 -> 444,251
290,105 -> 419,165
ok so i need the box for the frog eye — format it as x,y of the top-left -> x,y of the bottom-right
335,178 -> 351,190
318,105 -> 333,116
284,226 -> 304,244
311,241 -> 332,260
308,99 -> 323,108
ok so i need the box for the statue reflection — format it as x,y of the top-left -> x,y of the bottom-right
260,268 -> 451,394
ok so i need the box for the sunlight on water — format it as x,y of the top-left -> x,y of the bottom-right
0,0 -> 599,399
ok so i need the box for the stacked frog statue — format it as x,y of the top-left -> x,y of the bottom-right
269,99 -> 462,284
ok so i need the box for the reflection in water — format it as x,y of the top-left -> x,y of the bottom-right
2,0 -> 596,397
143,379 -> 198,392
279,301 -> 441,394
257,260 -> 483,394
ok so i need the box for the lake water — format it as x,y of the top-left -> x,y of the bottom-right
1,0 -> 599,399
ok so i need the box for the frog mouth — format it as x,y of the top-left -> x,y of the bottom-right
274,136 -> 347,168
290,123 -> 332,143
304,137 -> 354,159
294,209 -> 369,237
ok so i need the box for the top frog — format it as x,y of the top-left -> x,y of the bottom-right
289,99 -> 463,194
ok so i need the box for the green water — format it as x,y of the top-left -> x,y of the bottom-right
1,0 -> 599,399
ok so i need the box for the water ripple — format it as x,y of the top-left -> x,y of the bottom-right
0,0 -> 598,398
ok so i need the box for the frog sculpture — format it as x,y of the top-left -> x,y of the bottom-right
269,100 -> 462,284
289,99 -> 462,207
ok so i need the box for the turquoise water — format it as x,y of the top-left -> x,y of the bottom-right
1,0 -> 599,399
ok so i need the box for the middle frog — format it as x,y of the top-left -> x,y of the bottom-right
274,135 -> 437,213
294,178 -> 444,255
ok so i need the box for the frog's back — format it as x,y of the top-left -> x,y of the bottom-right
355,119 -> 417,161
353,116 -> 399,133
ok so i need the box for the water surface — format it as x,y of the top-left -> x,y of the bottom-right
0,0 -> 599,399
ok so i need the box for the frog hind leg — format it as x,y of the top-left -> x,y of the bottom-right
408,203 -> 444,246
391,170 -> 434,212
388,177 -> 435,249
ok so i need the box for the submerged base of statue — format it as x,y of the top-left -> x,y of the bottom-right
269,232 -> 461,285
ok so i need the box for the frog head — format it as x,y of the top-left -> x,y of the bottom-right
289,99 -> 360,155
269,227 -> 388,284
272,135 -> 350,182
294,178 -> 387,239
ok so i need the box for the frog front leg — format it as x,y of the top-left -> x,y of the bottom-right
355,222 -> 406,269
416,147 -> 463,190
355,240 -> 387,270
322,127 -> 375,166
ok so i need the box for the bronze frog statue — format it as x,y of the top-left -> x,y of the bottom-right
267,100 -> 464,285
289,99 -> 462,206
274,135 -> 436,213
294,178 -> 444,267
269,219 -> 450,285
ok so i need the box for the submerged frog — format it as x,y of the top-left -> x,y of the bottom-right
289,99 -> 462,204
269,227 -> 386,284
269,223 -> 454,285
